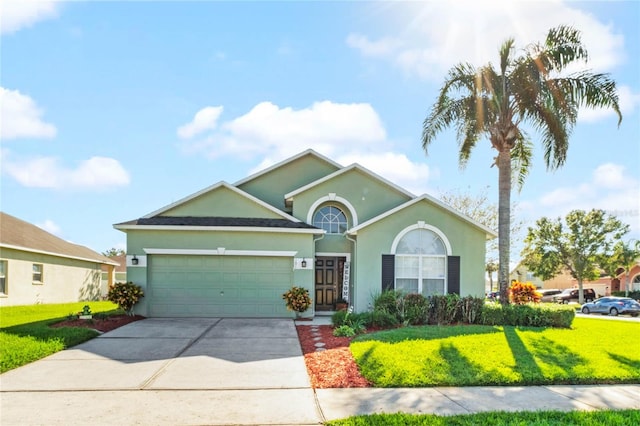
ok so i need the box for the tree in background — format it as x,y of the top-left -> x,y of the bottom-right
521,209 -> 628,304
102,248 -> 125,257
439,187 -> 523,290
422,26 -> 621,304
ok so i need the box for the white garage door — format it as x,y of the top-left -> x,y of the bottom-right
148,255 -> 293,317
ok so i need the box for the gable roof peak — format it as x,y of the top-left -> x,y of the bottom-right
233,149 -> 343,187
140,181 -> 301,222
348,193 -> 497,239
285,161 -> 415,200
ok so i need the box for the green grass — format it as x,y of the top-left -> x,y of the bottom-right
0,301 -> 120,373
351,318 -> 640,387
326,409 -> 640,425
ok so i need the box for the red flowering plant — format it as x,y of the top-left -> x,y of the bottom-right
282,286 -> 312,313
107,281 -> 144,315
509,280 -> 542,305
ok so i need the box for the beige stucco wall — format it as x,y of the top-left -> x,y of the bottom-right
0,247 -> 106,307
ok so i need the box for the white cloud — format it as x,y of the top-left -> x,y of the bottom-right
336,152 -> 432,196
180,100 -> 388,160
348,0 -> 626,79
2,155 -> 131,190
1,0 -> 61,34
180,100 -> 436,192
177,106 -> 224,139
531,163 -> 639,235
37,219 -> 62,236
0,87 -> 57,140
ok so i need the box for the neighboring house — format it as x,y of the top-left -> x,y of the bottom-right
101,254 -> 127,287
510,262 -> 624,297
509,262 -> 544,288
114,149 -> 496,318
0,212 -> 119,307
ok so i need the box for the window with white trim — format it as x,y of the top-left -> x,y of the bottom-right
0,260 -> 7,295
32,263 -> 43,284
312,205 -> 347,234
395,229 -> 446,296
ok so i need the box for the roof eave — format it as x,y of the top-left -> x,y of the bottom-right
113,224 -> 325,234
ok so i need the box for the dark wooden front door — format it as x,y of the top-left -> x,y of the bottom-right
315,257 -> 345,311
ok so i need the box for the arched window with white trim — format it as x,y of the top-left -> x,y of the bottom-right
394,228 -> 447,296
313,205 -> 348,234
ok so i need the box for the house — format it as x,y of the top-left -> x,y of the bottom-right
114,149 -> 496,318
0,212 -> 119,307
101,254 -> 127,287
510,260 -> 640,297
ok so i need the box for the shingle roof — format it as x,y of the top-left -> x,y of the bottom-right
121,216 -> 319,229
0,212 -> 117,265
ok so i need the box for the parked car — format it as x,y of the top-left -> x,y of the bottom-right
581,297 -> 640,317
538,289 -> 562,303
553,288 -> 596,304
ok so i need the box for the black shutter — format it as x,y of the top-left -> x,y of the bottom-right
381,254 -> 395,292
447,256 -> 460,295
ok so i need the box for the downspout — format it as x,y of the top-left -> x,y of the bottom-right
345,232 -> 357,312
310,232 -> 325,317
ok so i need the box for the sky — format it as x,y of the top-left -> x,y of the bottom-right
1,0 -> 639,263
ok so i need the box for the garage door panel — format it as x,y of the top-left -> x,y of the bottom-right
148,255 -> 293,318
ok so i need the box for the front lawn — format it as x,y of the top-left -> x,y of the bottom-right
0,301 -> 120,373
350,318 -> 640,387
327,409 -> 640,425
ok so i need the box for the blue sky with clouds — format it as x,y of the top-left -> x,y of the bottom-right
2,0 -> 639,261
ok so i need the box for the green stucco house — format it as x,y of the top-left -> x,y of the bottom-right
115,150 -> 495,318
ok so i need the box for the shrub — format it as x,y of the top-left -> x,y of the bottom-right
459,296 -> 484,324
509,281 -> 541,305
480,303 -> 574,328
333,325 -> 356,337
402,293 -> 428,325
612,290 -> 640,300
107,281 -> 144,315
372,290 -> 404,319
344,312 -> 366,334
331,310 -> 348,327
428,294 -> 461,325
365,310 -> 399,328
282,286 -> 312,313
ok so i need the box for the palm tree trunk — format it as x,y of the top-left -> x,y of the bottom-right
497,149 -> 512,304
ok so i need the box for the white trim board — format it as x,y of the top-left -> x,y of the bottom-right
143,248 -> 298,257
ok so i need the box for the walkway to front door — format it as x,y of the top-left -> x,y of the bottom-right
314,257 -> 345,311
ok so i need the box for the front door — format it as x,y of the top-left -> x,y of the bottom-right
315,257 -> 345,311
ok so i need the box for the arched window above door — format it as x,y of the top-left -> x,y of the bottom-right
313,205 -> 348,234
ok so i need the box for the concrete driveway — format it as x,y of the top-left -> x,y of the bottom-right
0,318 -> 322,425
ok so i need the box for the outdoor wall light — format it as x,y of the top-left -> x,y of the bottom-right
301,259 -> 307,268
131,255 -> 139,265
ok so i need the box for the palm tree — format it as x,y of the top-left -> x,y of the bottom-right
422,26 -> 621,303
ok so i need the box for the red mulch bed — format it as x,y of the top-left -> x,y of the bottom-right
50,315 -> 145,333
296,324 -> 371,388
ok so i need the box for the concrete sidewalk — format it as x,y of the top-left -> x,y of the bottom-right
1,318 -> 638,425
316,385 -> 640,421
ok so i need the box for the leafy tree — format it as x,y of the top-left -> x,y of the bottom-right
422,26 -> 621,304
521,209 -> 628,304
439,187 -> 523,286
102,248 -> 125,257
